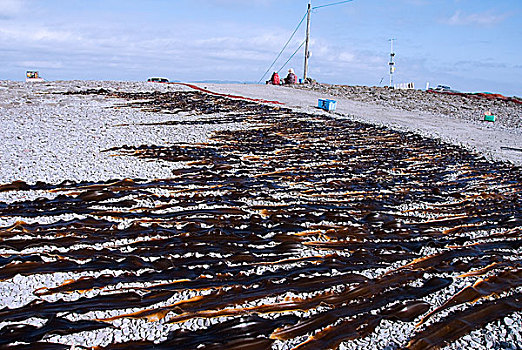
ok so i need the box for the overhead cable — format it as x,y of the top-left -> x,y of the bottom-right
257,12 -> 308,83
278,40 -> 306,73
259,0 -> 355,83
313,0 -> 354,10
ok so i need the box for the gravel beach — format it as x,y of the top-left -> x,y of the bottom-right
1,81 -> 521,186
0,80 -> 520,349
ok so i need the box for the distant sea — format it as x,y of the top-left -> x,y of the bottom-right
189,80 -> 257,84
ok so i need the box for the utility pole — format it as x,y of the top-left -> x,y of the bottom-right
389,38 -> 396,87
303,1 -> 312,82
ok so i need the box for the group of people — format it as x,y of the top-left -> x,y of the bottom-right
267,68 -> 298,85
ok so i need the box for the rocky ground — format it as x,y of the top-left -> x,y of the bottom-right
0,81 -> 520,350
292,83 -> 522,130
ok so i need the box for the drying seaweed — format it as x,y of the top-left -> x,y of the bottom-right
0,89 -> 520,349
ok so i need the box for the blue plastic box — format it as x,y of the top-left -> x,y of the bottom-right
318,99 -> 337,112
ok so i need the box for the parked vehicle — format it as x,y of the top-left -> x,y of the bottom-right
147,77 -> 169,83
26,71 -> 44,82
428,85 -> 455,92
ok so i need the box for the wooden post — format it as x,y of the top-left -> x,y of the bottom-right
303,2 -> 311,82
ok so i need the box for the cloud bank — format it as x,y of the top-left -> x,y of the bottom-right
446,10 -> 509,26
0,0 -> 520,96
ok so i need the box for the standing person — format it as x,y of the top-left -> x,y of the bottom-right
284,68 -> 297,84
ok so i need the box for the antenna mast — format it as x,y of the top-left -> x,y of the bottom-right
303,2 -> 312,81
389,38 -> 396,87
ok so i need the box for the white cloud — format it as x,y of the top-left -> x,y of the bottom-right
33,29 -> 80,42
453,60 -> 508,70
195,0 -> 275,7
400,0 -> 429,5
0,0 -> 25,18
446,10 -> 509,26
19,60 -> 63,69
0,26 -> 80,43
338,52 -> 355,63
308,41 -> 329,59
307,39 -> 384,73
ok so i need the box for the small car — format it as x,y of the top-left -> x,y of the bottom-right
428,85 -> 452,92
147,77 -> 169,83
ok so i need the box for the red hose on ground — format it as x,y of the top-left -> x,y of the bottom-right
171,83 -> 285,105
428,90 -> 522,105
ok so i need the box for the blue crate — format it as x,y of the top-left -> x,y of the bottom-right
318,98 -> 337,112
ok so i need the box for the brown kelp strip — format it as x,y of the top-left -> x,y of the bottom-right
0,317 -> 112,346
104,315 -> 297,350
293,300 -> 431,350
406,293 -> 522,350
419,269 -> 522,325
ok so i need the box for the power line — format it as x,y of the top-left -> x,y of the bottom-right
278,40 -> 306,73
312,0 -> 354,10
260,0 -> 356,83
257,12 -> 308,84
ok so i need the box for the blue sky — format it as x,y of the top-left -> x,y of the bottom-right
1,0 -> 520,95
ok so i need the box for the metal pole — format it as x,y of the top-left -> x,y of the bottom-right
389,38 -> 395,87
303,2 -> 312,82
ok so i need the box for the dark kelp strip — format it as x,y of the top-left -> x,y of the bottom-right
406,293 -> 522,350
